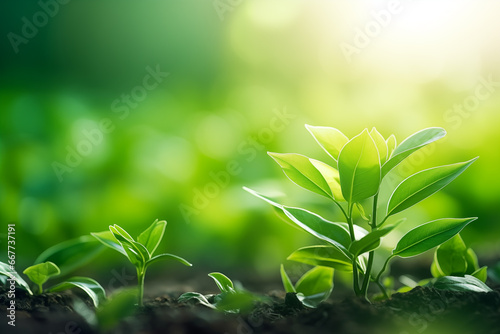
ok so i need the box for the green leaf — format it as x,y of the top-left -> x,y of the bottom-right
178,292 -> 216,309
387,158 -> 477,216
349,222 -> 400,257
382,127 -> 446,177
295,266 -> 334,308
464,248 -> 480,274
338,129 -> 381,204
393,218 -> 477,258
243,187 -> 351,257
287,246 -> 353,271
305,124 -> 349,162
208,272 -> 235,293
137,219 -> 167,255
434,234 -> 468,276
91,231 -> 127,256
355,202 -> 370,221
0,262 -> 33,295
471,266 -> 488,283
96,288 -> 138,331
146,253 -> 192,268
268,152 -> 333,198
386,134 -> 397,159
23,262 -> 60,287
34,235 -> 106,276
370,127 -> 388,164
48,277 -> 106,307
280,265 -> 296,293
309,159 -> 344,201
110,226 -> 150,266
431,275 -> 492,292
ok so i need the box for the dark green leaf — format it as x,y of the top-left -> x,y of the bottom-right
48,277 -> 106,307
431,275 -> 492,292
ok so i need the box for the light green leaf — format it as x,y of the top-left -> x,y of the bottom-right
208,272 -> 235,293
48,277 -> 106,307
431,275 -> 492,292
464,248 -> 480,274
349,223 -> 400,257
110,225 -> 135,242
243,187 -> 351,256
370,127 -> 388,164
178,292 -> 216,309
355,202 -> 370,221
338,129 -> 381,204
393,218 -> 477,258
35,235 -> 105,276
471,266 -> 488,283
382,127 -> 446,177
280,265 -> 296,293
309,159 -> 344,201
110,226 -> 150,265
137,219 -> 167,255
295,266 -> 334,308
287,246 -> 353,271
431,253 -> 445,278
434,234 -> 468,276
0,262 -> 33,295
91,231 -> 126,256
305,124 -> 349,162
268,152 -> 332,198
386,134 -> 397,159
146,253 -> 192,268
387,158 -> 477,216
23,262 -> 60,287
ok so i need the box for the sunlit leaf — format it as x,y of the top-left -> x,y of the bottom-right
0,262 -> 32,295
471,266 -> 488,283
23,262 -> 60,287
305,124 -> 348,162
309,159 -> 344,201
349,223 -> 399,257
387,158 -> 477,216
268,152 -> 332,198
208,272 -> 235,293
370,127 -> 388,164
287,246 -> 352,271
280,264 -> 296,293
393,218 -> 477,258
338,129 -> 381,204
386,134 -> 397,159
91,231 -> 127,256
434,234 -> 467,276
146,253 -> 192,268
382,127 -> 446,177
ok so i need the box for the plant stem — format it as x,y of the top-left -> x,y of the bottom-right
361,193 -> 379,299
37,283 -> 43,295
347,204 -> 361,296
137,268 -> 145,307
374,254 -> 394,298
333,200 -> 349,222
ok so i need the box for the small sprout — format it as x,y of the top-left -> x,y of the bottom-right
1,261 -> 105,307
91,219 -> 192,306
179,272 -> 259,313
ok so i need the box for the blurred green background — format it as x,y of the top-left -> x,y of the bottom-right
1,0 -> 499,287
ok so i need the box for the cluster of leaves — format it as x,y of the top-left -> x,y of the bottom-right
0,258 -> 105,307
179,272 -> 259,313
91,219 -> 192,306
245,125 -> 481,303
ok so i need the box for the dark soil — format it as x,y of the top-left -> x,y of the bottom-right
1,285 -> 500,334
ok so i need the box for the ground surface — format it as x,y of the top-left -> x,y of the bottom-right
1,284 -> 500,334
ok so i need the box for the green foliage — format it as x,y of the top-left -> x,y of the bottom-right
280,264 -> 334,308
91,219 -> 192,306
0,260 -> 105,306
246,125 -> 482,302
429,275 -> 492,292
179,272 -> 260,313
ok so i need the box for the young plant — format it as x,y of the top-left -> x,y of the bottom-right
91,219 -> 192,306
280,264 -> 333,308
245,125 -> 480,301
0,261 -> 105,307
179,272 -> 258,313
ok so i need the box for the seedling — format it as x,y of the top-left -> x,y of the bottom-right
245,125 -> 480,301
0,261 -> 105,307
179,272 -> 258,313
91,219 -> 192,306
280,264 -> 333,308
